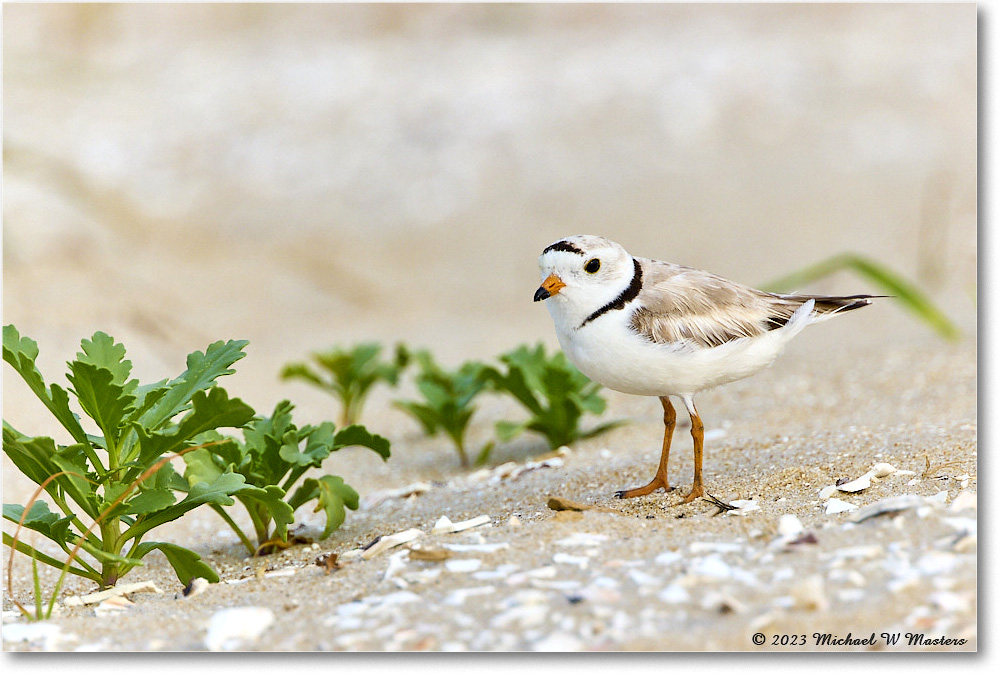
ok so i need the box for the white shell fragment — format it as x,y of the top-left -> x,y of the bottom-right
444,558 -> 483,573
872,462 -> 914,478
849,495 -> 926,523
552,552 -> 590,568
825,498 -> 858,514
777,514 -> 804,537
361,482 -> 434,508
64,580 -> 162,607
835,471 -> 874,493
94,596 -> 134,615
432,515 -> 491,534
182,578 -> 211,599
791,575 -> 829,612
204,607 -> 275,651
949,491 -> 977,513
727,499 -> 760,515
444,542 -> 509,553
826,462 -> 916,496
443,586 -> 496,606
555,532 -> 608,547
2,622 -> 67,649
362,528 -> 424,559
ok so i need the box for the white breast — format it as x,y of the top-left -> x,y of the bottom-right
550,299 -> 815,397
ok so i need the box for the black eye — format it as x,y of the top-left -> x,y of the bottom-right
584,258 -> 601,274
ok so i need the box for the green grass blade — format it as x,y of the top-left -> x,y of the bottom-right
762,252 -> 960,341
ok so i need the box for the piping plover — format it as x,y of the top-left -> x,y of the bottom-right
533,234 -> 878,504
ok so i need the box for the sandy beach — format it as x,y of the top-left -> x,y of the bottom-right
2,4 -> 977,653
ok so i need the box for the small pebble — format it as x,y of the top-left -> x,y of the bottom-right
204,607 -> 275,651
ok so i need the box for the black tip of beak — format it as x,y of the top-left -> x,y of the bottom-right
533,287 -> 550,302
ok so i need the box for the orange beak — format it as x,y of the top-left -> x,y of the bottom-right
533,274 -> 566,302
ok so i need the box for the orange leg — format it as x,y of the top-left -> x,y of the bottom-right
616,397 -> 676,499
680,405 -> 705,504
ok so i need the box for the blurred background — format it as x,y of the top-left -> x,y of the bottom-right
3,3 -> 977,437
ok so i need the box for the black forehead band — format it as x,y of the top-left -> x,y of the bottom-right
542,240 -> 585,256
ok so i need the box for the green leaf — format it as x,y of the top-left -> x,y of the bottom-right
3,325 -> 88,444
473,441 -> 495,467
66,361 -> 136,448
182,447 -> 226,486
131,387 -> 254,477
3,501 -> 75,545
131,541 -> 219,585
124,471 -> 249,541
75,332 -> 134,390
287,475 -> 358,539
394,401 -> 441,436
333,424 -> 391,460
124,488 -> 176,515
495,420 -> 527,442
761,252 -> 960,341
490,343 -> 616,450
138,339 -> 249,430
236,485 -> 295,542
2,425 -> 100,519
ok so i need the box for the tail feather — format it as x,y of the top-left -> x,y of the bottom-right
792,294 -> 883,316
766,294 -> 884,329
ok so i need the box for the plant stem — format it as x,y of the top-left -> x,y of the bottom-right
31,552 -> 42,620
210,503 -> 256,554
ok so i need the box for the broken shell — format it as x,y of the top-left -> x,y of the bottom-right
658,584 -> 691,604
204,607 -> 275,651
654,551 -> 682,566
444,558 -> 483,573
777,514 -> 804,537
382,550 -> 410,582
836,471 -> 874,493
64,580 -> 162,607
432,515 -> 491,534
362,528 -> 424,559
871,462 -> 898,478
850,495 -> 925,523
727,499 -> 760,515
554,532 -> 608,547
949,491 -> 977,513
408,546 -> 453,562
444,542 -> 508,553
443,586 -> 496,606
182,577 -> 211,599
825,498 -> 858,514
790,575 -> 829,612
552,552 -> 589,568
361,482 -> 434,508
94,595 -> 134,615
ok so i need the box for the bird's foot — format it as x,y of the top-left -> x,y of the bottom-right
679,483 -> 705,504
615,476 -> 672,499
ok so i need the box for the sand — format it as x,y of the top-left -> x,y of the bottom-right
1,3 -> 977,654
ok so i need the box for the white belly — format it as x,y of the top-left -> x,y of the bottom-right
553,303 -> 812,397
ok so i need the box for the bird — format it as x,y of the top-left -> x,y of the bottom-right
533,234 -> 879,504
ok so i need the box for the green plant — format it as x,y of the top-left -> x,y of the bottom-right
394,351 -> 492,468
183,401 -> 390,555
3,326 -> 256,592
486,343 -> 623,450
281,343 -> 409,427
762,252 -> 960,340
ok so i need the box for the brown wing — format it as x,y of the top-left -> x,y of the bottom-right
629,259 -> 876,348
628,259 -> 803,348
